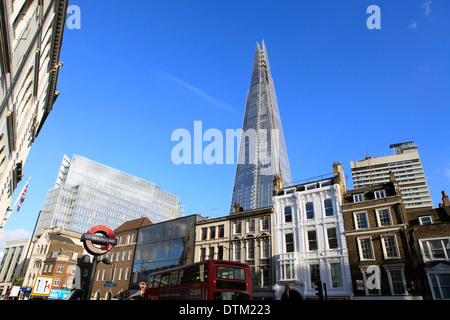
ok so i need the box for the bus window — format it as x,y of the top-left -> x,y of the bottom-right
181,267 -> 195,284
177,270 -> 184,285
216,267 -> 246,280
169,271 -> 178,286
148,275 -> 154,288
199,264 -> 208,282
160,273 -> 170,287
154,274 -> 161,287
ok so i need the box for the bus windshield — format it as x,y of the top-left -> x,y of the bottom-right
216,266 -> 246,280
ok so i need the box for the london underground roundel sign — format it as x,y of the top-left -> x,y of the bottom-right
81,225 -> 117,256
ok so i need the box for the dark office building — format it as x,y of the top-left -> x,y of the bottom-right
130,215 -> 205,290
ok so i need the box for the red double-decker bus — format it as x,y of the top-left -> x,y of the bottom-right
143,260 -> 252,300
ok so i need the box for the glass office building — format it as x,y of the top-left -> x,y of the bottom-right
35,154 -> 181,235
130,215 -> 204,288
230,41 -> 292,212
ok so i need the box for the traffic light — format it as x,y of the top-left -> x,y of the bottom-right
314,281 -> 323,300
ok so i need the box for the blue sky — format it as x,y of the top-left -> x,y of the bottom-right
1,0 -> 449,249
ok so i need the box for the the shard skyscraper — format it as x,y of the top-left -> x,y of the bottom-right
230,41 -> 292,213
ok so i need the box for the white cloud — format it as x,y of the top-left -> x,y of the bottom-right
161,71 -> 240,116
422,1 -> 432,17
408,22 -> 417,29
444,163 -> 450,179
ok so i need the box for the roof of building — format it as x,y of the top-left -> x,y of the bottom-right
114,217 -> 153,233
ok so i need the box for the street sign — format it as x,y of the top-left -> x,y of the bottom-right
31,275 -> 55,296
81,225 -> 117,255
139,282 -> 147,290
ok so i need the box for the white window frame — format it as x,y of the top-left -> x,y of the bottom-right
374,190 -> 386,199
385,265 -> 407,295
376,208 -> 393,227
419,237 -> 450,262
353,193 -> 364,203
380,234 -> 400,259
354,211 -> 369,229
357,236 -> 375,261
419,215 -> 433,225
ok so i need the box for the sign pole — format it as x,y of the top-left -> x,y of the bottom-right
86,258 -> 98,300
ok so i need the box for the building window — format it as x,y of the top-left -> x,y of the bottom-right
261,218 -> 269,231
281,262 -> 295,280
309,264 -> 320,288
201,228 -> 208,240
210,226 -> 216,239
261,238 -> 270,258
355,212 -> 369,229
284,206 -> 292,223
262,269 -> 270,286
419,215 -> 433,225
420,238 -> 450,262
428,272 -> 450,300
128,250 -> 133,260
307,230 -> 317,251
200,248 -> 206,261
209,247 -> 215,260
125,267 -> 130,280
247,220 -> 255,233
234,222 -> 241,234
330,263 -> 343,288
389,269 -> 406,295
324,199 -> 334,216
374,190 -> 386,199
118,268 -> 124,281
218,246 -> 223,260
56,265 -> 64,273
381,234 -> 400,259
358,237 -> 375,260
285,233 -> 294,253
234,243 -> 241,261
247,240 -> 255,260
377,208 -> 392,226
327,227 -> 338,249
353,194 -> 364,203
218,225 -> 224,237
306,202 -> 314,219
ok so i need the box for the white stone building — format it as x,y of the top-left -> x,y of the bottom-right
272,163 -> 353,300
0,0 -> 69,228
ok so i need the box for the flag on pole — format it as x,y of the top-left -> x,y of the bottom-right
16,182 -> 29,213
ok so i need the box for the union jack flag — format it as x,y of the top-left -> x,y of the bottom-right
16,183 -> 28,213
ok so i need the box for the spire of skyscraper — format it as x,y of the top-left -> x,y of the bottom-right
230,41 -> 292,213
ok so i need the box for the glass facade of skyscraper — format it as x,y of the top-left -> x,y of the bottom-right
130,215 -> 204,289
230,41 -> 292,212
36,155 -> 181,235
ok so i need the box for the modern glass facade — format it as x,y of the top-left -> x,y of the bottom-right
36,154 -> 181,235
130,215 -> 204,289
230,41 -> 292,212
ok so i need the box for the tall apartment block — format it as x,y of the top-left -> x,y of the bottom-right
35,154 -> 181,236
350,141 -> 433,209
0,0 -> 69,227
230,40 -> 292,212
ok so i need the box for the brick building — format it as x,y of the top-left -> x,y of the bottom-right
406,191 -> 450,300
22,227 -> 91,299
90,217 -> 152,300
341,173 -> 422,299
